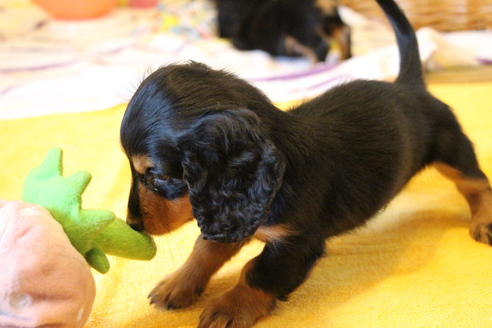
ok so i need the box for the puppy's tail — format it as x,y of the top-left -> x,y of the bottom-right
375,0 -> 424,86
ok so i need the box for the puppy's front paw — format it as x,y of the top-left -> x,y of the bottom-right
148,271 -> 204,309
198,284 -> 275,328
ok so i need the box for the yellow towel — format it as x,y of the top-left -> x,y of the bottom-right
1,82 -> 492,328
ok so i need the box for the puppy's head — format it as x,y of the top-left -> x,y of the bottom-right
281,0 -> 351,61
121,63 -> 286,242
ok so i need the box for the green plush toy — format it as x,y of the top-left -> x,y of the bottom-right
22,148 -> 156,274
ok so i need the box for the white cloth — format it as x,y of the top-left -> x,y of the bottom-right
0,3 -> 490,119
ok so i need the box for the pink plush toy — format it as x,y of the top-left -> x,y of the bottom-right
0,201 -> 96,328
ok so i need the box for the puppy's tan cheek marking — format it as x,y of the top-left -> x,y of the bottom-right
132,155 -> 154,174
315,0 -> 337,15
138,183 -> 193,235
254,224 -> 293,243
331,26 -> 351,59
284,36 -> 318,63
435,162 -> 492,244
317,22 -> 351,61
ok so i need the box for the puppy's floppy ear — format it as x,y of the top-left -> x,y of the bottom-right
179,109 -> 285,243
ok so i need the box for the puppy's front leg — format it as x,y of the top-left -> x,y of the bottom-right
199,235 -> 325,328
149,235 -> 245,309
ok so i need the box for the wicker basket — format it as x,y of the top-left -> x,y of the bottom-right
341,0 -> 492,31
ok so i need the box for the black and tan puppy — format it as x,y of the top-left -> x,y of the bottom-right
215,0 -> 351,62
120,0 -> 492,327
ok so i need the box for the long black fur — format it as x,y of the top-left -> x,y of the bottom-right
121,0 -> 486,303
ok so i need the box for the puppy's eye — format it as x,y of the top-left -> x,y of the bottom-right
142,171 -> 170,192
150,173 -> 170,183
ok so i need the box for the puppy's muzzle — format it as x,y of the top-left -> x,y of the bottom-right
129,221 -> 145,232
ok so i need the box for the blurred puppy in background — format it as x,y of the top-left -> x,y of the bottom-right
214,0 -> 351,62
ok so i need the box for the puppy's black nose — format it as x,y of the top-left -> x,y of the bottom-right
129,222 -> 145,232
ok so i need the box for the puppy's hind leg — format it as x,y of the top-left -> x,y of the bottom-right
433,125 -> 492,245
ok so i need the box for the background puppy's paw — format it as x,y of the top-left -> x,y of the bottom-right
148,272 -> 204,309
